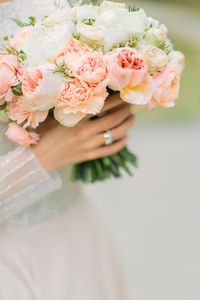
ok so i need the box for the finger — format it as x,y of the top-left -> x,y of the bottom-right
85,137 -> 128,161
110,114 -> 134,140
101,93 -> 124,113
83,114 -> 134,150
88,105 -> 132,136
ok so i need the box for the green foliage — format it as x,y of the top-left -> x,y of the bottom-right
4,46 -> 27,62
3,36 -> 10,41
70,147 -> 138,183
18,50 -> 27,62
0,103 -> 7,111
4,46 -> 18,56
128,4 -> 140,12
86,0 -> 101,5
11,83 -> 23,97
83,18 -> 96,25
54,62 -> 71,79
12,16 -> 36,27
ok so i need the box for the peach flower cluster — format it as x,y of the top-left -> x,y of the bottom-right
0,1 -> 185,147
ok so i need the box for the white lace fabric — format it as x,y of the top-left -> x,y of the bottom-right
0,147 -> 62,224
0,0 -> 82,228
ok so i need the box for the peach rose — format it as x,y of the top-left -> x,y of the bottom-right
148,64 -> 181,109
5,122 -> 40,147
21,64 -> 63,112
56,37 -> 92,68
10,27 -> 32,49
8,97 -> 48,128
0,55 -> 20,104
70,52 -> 108,85
54,78 -> 108,126
120,74 -> 155,105
105,47 -> 148,90
169,51 -> 185,75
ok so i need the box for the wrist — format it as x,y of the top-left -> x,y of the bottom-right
31,144 -> 55,173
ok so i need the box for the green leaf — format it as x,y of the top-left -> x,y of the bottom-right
0,103 -> 7,111
11,83 -> 23,96
18,50 -> 27,62
128,4 -> 140,12
3,36 -> 9,41
28,16 -> 36,26
83,18 -> 95,26
12,16 -> 36,28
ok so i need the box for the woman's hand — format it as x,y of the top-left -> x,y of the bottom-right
32,94 -> 135,172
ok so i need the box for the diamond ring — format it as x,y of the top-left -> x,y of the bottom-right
103,130 -> 113,146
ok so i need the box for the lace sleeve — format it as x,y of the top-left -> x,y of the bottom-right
0,145 -> 62,224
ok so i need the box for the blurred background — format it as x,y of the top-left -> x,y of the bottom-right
85,1 -> 200,299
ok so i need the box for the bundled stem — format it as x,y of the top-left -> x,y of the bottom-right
70,146 -> 138,183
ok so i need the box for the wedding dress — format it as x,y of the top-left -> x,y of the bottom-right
0,1 -> 126,299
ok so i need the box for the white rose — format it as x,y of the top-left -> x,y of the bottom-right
42,8 -> 72,27
76,23 -> 104,47
96,9 -> 147,52
147,17 -> 159,28
21,23 -> 74,67
72,5 -> 99,23
142,45 -> 168,74
0,109 -> 9,123
145,28 -> 168,47
99,1 -> 127,13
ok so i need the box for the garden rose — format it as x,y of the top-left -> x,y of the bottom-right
20,22 -> 74,67
148,64 -> 181,109
5,122 -> 40,147
0,55 -> 20,104
142,45 -> 168,75
70,52 -> 108,85
42,7 -> 71,27
54,78 -> 108,127
76,23 -> 104,47
105,47 -> 148,90
96,8 -> 148,52
145,27 -> 167,47
72,4 -> 98,23
8,97 -> 48,128
21,64 -> 63,112
56,38 -> 92,69
120,74 -> 155,105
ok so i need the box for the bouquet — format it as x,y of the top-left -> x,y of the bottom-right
0,0 -> 185,183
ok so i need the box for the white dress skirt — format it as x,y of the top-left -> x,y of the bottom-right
0,1 -> 127,299
0,199 -> 126,300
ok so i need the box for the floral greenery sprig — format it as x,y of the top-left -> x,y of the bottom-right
4,46 -> 27,62
128,4 -> 140,12
3,35 -> 13,42
12,83 -> 23,97
83,18 -> 96,26
111,36 -> 139,50
12,16 -> 36,28
54,61 -> 72,80
0,103 -> 7,111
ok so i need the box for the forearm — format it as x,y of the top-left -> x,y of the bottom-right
0,146 -> 62,224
